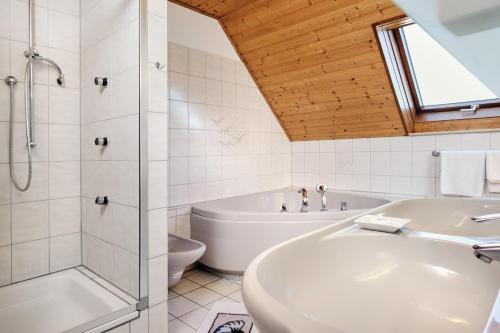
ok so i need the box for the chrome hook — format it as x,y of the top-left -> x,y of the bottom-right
155,61 -> 165,70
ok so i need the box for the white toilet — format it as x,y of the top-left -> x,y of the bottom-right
168,234 -> 206,287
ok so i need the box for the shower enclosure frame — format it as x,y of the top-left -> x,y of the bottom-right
73,0 -> 151,328
69,0 -> 151,329
75,0 -> 151,329
137,0 -> 150,312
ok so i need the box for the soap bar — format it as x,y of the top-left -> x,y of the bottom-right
355,214 -> 410,233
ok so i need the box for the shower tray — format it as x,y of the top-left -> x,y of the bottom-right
0,268 -> 138,333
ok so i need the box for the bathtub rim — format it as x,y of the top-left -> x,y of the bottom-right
191,188 -> 411,221
190,213 -> 345,275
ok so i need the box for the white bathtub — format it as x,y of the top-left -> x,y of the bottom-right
191,188 -> 400,274
0,269 -> 137,333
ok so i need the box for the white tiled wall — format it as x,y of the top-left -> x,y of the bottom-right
80,0 -> 140,298
111,1 -> 169,332
146,1 -> 169,332
292,131 -> 500,198
167,43 -> 291,237
0,0 -> 81,287
167,206 -> 190,239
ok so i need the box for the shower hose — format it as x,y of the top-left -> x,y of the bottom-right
6,59 -> 34,192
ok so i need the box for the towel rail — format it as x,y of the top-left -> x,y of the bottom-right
431,150 -> 497,157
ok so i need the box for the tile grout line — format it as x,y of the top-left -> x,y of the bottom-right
168,276 -> 242,317
169,277 -> 243,331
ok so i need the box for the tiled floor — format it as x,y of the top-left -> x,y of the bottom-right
168,269 -> 244,333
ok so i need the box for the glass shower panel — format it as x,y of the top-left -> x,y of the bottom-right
80,0 -> 141,299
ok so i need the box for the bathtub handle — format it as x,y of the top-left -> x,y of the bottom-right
316,184 -> 328,211
298,188 -> 309,212
281,203 -> 287,213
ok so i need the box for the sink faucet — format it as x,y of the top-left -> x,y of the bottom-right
471,213 -> 500,223
316,184 -> 328,211
470,214 -> 500,263
298,188 -> 309,212
472,243 -> 500,264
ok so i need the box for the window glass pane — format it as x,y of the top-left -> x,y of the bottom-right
402,24 -> 497,107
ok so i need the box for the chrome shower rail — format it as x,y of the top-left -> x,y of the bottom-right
4,75 -> 32,192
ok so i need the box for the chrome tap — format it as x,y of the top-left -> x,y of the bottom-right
472,243 -> 500,264
298,188 -> 309,212
470,214 -> 500,263
471,213 -> 500,223
316,184 -> 328,211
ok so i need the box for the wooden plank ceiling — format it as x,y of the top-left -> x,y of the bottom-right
170,0 -> 407,140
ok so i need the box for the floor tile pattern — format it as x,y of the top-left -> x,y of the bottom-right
168,269 -> 243,332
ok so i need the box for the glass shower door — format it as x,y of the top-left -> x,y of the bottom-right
80,0 -> 142,301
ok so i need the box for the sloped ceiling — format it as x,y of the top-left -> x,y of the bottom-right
170,0 -> 407,140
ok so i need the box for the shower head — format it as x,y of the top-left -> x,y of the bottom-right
56,75 -> 64,86
24,50 -> 64,86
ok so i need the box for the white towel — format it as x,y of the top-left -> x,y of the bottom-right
440,151 -> 485,197
486,151 -> 500,193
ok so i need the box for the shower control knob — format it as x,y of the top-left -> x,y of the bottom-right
95,196 -> 109,206
94,137 -> 108,146
94,77 -> 108,86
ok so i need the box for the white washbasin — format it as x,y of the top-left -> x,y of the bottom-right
243,199 -> 500,333
374,198 -> 500,237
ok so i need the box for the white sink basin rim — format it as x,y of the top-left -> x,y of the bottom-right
243,199 -> 500,333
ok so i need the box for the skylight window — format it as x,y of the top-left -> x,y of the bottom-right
401,24 -> 497,108
375,18 -> 500,119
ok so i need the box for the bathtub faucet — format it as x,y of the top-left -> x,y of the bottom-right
298,188 -> 309,212
316,184 -> 328,211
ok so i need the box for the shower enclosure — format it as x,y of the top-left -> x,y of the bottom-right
0,0 -> 151,331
